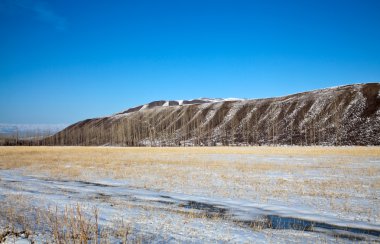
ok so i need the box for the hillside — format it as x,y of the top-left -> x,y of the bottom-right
43,83 -> 380,146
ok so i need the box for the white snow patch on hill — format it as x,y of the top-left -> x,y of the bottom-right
139,104 -> 148,111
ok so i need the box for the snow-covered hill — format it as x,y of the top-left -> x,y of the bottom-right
44,83 -> 380,146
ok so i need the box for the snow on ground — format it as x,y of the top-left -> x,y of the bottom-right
0,155 -> 380,242
1,169 -> 378,243
1,152 -> 379,243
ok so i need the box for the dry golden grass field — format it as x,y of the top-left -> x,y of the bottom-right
1,146 -> 380,242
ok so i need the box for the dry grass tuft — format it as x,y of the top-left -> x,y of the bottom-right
0,195 -> 132,243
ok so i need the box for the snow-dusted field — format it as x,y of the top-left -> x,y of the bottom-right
0,146 -> 379,243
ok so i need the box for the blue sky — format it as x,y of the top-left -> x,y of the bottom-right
1,0 -> 379,124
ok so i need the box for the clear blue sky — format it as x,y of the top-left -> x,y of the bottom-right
1,0 -> 379,124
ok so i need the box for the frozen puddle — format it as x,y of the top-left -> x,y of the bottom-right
1,169 -> 379,242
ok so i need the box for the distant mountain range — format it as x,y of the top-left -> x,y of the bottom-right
0,124 -> 67,139
4,83 -> 377,146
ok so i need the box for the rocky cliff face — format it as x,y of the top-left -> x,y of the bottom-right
44,83 -> 380,146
